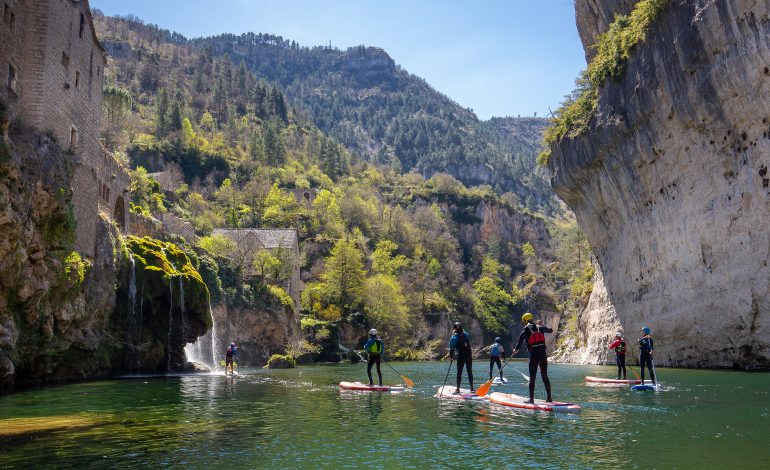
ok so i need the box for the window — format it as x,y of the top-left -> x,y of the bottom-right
3,3 -> 9,25
62,52 -> 70,67
7,63 -> 16,91
79,13 -> 85,39
8,11 -> 13,31
89,51 -> 93,76
75,71 -> 80,88
97,66 -> 101,77
69,126 -> 79,150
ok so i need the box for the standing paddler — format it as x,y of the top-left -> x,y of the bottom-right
512,313 -> 553,403
363,329 -> 383,386
449,322 -> 474,393
225,342 -> 237,375
639,327 -> 656,385
608,331 -> 627,380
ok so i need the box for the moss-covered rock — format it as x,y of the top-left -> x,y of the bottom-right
114,236 -> 212,372
266,354 -> 296,369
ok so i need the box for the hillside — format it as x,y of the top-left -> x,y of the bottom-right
94,12 -> 558,215
89,13 -> 590,359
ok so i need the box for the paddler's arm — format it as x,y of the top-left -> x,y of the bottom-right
512,329 -> 527,354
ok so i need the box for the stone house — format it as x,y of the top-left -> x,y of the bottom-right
0,0 -> 129,257
213,228 -> 301,308
291,188 -> 317,207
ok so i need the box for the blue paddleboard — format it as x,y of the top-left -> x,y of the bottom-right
632,384 -> 661,391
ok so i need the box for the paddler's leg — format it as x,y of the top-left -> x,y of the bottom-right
467,356 -> 474,392
367,356 -> 375,386
375,355 -> 382,386
648,356 -> 656,385
619,354 -> 627,380
541,357 -> 552,402
526,356 -> 538,403
616,355 -> 622,380
639,354 -> 646,384
489,357 -> 494,380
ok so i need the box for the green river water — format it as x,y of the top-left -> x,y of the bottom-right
1,361 -> 769,469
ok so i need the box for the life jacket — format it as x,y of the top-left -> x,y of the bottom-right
639,337 -> 652,353
226,346 -> 235,358
490,343 -> 502,357
527,325 -> 546,351
616,340 -> 626,354
366,339 -> 383,355
456,332 -> 472,354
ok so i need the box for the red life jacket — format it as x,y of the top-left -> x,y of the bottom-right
527,325 -> 546,351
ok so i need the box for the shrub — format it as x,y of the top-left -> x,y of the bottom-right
268,285 -> 294,308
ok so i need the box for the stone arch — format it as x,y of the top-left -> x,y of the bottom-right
114,195 -> 126,229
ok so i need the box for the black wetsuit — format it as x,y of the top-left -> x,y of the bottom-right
451,330 -> 474,391
367,354 -> 382,386
515,323 -> 553,401
489,342 -> 504,380
639,336 -> 655,384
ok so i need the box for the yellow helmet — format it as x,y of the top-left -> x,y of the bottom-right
521,312 -> 534,324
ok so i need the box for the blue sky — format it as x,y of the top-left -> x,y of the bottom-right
90,1 -> 586,120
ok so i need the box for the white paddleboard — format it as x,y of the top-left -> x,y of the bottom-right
434,385 -> 487,400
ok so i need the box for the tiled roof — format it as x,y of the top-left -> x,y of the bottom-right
213,229 -> 297,249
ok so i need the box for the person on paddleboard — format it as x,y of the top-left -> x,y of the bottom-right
639,327 -> 656,385
488,337 -> 505,381
225,342 -> 237,375
513,313 -> 553,403
449,322 -> 474,393
608,331 -> 627,380
363,329 -> 384,386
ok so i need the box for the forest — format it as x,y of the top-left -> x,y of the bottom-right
93,12 -> 592,359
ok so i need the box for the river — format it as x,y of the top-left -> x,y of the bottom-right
1,362 -> 768,468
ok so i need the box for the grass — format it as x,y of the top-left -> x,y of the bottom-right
539,0 -> 669,165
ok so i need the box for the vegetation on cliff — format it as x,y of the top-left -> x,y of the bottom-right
539,0 -> 669,165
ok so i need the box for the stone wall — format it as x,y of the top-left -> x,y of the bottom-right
0,0 -> 128,258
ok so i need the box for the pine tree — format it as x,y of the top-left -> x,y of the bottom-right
155,89 -> 169,137
269,85 -> 288,123
253,82 -> 268,119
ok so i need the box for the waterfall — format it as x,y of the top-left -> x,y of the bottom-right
167,277 -> 173,373
126,253 -> 138,369
184,300 -> 220,371
179,275 -> 188,344
210,304 -> 219,370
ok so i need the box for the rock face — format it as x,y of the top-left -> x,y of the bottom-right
550,1 -> 770,368
0,126 -> 212,389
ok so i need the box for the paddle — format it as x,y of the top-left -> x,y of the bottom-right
382,359 -> 414,388
440,355 -> 453,393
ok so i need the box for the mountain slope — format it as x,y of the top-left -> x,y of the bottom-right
95,13 -> 557,214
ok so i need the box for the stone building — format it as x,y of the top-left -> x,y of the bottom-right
0,0 -> 129,257
213,228 -> 301,308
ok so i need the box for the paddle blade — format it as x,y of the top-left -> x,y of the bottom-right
401,375 -> 414,388
476,379 -> 493,396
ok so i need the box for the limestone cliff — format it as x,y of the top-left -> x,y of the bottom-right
0,125 -> 211,389
549,1 -> 770,368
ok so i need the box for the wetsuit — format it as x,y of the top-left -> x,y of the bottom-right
515,322 -> 553,402
449,330 -> 473,391
639,336 -> 655,384
363,336 -> 383,386
489,341 -> 504,380
608,338 -> 627,379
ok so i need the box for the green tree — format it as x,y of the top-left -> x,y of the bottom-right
199,111 -> 216,139
155,89 -> 169,137
321,238 -> 366,313
364,274 -> 409,336
472,276 -> 515,333
371,240 -> 409,275
199,234 -> 237,258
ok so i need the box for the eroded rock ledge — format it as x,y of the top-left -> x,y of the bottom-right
550,1 -> 770,368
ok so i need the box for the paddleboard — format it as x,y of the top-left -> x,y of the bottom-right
585,376 -> 641,385
631,383 -> 662,392
488,392 -> 581,413
434,385 -> 487,401
492,377 -> 509,385
338,381 -> 405,392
